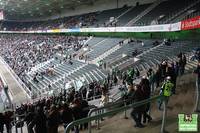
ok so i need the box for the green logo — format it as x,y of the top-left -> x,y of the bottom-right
178,114 -> 198,132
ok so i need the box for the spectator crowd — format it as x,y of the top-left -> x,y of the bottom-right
0,73 -> 113,133
0,34 -> 88,90
0,13 -> 97,31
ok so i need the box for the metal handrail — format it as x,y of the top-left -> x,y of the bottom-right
195,76 -> 200,112
65,95 -> 166,133
88,98 -> 133,133
88,98 -> 133,117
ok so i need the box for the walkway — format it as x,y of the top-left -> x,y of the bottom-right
0,57 -> 30,105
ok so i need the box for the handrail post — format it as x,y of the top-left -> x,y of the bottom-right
96,110 -> 100,130
21,126 -> 23,133
149,83 -> 155,116
88,116 -> 92,133
14,115 -> 18,133
195,76 -> 200,112
124,99 -> 128,119
88,107 -> 98,133
161,97 -> 167,133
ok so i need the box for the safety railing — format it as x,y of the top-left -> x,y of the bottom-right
88,98 -> 133,132
65,95 -> 167,133
28,58 -> 54,75
195,75 -> 200,112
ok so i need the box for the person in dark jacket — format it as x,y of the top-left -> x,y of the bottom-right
182,54 -> 187,74
0,113 -> 4,133
80,99 -> 89,130
4,111 -> 13,133
24,109 -> 35,126
179,57 -> 184,75
140,77 -> 152,123
61,103 -> 74,131
161,61 -> 167,81
29,107 -> 47,133
194,61 -> 200,79
130,84 -> 146,128
113,75 -> 118,85
155,65 -> 161,88
47,105 -> 60,133
135,68 -> 140,78
26,109 -> 36,133
71,98 -> 82,133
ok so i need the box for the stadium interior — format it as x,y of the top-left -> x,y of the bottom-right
0,0 -> 200,133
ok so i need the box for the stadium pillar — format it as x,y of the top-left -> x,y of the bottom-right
116,0 -> 119,8
124,99 -> 128,119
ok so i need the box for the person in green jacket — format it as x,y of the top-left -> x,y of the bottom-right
158,76 -> 174,110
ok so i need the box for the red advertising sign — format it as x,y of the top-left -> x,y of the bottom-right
181,16 -> 200,30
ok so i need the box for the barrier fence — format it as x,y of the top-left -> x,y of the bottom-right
65,95 -> 167,133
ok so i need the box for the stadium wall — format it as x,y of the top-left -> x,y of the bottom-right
61,28 -> 200,40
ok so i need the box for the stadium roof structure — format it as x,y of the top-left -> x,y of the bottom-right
0,0 -> 96,20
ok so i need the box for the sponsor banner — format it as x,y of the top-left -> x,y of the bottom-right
47,30 -> 52,33
81,27 -> 116,32
81,23 -> 181,33
181,16 -> 200,30
60,29 -> 71,33
169,22 -> 181,31
35,30 -> 44,33
52,29 -> 61,33
69,28 -> 81,32
0,22 -> 182,33
117,24 -> 170,32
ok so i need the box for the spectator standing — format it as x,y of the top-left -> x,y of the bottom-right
147,69 -> 155,93
47,105 -> 60,133
29,107 -> 47,133
80,98 -> 89,130
61,103 -> 74,131
135,68 -> 140,78
166,63 -> 176,94
140,77 -> 152,123
155,65 -> 161,88
0,113 -> 4,133
178,54 -> 185,76
3,111 -> 13,133
130,84 -> 146,128
158,76 -> 174,110
71,98 -> 82,133
182,54 -> 187,74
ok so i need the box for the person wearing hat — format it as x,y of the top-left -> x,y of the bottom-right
158,76 -> 174,110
